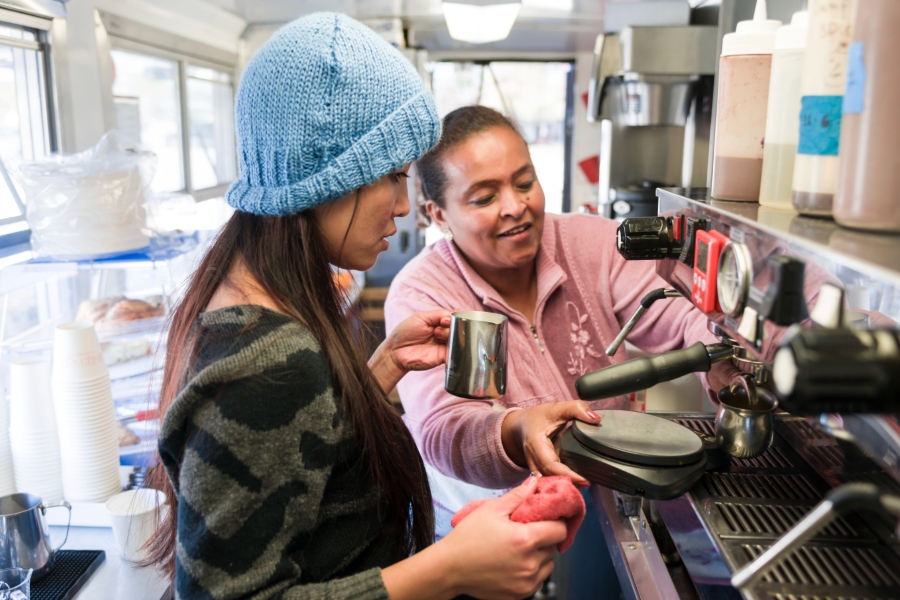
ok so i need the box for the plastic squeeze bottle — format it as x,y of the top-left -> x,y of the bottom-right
834,0 -> 900,233
711,0 -> 780,202
791,0 -> 856,217
758,11 -> 809,210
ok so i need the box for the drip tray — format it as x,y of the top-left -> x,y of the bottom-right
33,550 -> 104,600
729,541 -> 900,599
656,414 -> 900,600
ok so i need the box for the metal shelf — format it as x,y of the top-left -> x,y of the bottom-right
658,188 -> 900,288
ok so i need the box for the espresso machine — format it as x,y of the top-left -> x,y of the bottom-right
588,26 -> 717,219
561,188 -> 900,600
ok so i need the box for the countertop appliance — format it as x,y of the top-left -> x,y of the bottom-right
569,187 -> 900,600
588,27 -> 717,219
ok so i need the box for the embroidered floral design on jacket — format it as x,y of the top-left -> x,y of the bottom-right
565,301 -> 603,375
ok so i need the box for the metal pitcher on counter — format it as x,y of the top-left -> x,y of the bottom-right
0,494 -> 71,581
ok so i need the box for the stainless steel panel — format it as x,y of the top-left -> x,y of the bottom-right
620,26 -> 718,75
591,485 -> 685,600
656,188 -> 900,340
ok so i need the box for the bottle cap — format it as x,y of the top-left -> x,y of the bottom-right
774,10 -> 809,52
721,0 -> 781,56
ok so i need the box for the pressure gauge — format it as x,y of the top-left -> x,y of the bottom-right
716,241 -> 753,317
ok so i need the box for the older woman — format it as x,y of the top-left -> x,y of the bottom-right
385,105 -> 734,597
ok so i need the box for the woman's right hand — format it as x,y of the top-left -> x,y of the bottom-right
440,477 -> 566,599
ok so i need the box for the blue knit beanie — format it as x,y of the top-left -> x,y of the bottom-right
226,12 -> 442,215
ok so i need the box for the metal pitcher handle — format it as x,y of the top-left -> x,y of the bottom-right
40,500 -> 72,555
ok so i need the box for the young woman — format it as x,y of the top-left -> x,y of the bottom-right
146,15 -> 566,600
384,105 -> 740,598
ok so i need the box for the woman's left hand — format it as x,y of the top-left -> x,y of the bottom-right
501,401 -> 602,487
369,309 -> 452,394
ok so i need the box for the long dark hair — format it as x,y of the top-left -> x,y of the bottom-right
417,105 -> 521,223
144,207 -> 434,578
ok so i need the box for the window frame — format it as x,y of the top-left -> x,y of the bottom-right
0,9 -> 56,252
107,36 -> 237,201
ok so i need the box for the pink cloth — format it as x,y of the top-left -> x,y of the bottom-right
449,476 -> 586,553
385,214 -> 717,489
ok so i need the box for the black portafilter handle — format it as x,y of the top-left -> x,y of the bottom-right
576,342 -> 734,400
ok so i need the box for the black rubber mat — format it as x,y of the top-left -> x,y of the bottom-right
32,550 -> 105,600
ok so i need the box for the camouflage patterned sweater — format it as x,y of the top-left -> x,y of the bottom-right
159,305 -> 396,600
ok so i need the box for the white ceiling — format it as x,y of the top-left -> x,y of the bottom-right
202,0 -> 700,54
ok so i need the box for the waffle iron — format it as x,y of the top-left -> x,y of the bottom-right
560,410 -> 726,500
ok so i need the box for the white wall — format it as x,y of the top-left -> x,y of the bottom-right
570,51 -> 600,209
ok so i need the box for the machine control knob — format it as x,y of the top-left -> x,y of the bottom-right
774,328 -> 900,413
616,217 -> 682,261
760,256 -> 808,326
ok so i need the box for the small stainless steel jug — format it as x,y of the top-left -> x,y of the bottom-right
0,494 -> 71,581
444,311 -> 508,399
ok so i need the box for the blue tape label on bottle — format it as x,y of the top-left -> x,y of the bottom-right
843,42 -> 866,115
798,96 -> 843,156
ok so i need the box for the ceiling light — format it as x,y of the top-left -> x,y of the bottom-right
441,1 -> 522,44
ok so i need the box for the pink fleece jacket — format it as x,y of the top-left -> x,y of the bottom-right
385,213 -> 717,489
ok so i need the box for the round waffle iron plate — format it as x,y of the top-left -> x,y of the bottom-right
571,410 -> 704,466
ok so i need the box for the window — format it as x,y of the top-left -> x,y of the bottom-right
111,50 -> 184,192
187,66 -> 236,190
110,48 -> 236,198
0,21 -> 53,249
431,61 -> 572,214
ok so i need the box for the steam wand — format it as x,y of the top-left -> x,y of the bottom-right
605,288 -> 683,356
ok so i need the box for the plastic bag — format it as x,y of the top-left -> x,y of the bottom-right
10,131 -> 156,259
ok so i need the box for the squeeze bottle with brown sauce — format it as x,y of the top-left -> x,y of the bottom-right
791,0 -> 856,217
711,0 -> 780,202
833,0 -> 900,233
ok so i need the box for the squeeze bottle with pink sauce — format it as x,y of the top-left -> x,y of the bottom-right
710,0 -> 780,202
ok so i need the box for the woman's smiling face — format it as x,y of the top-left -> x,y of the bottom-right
427,126 -> 545,276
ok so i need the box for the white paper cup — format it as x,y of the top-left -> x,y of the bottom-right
53,322 -> 108,382
105,489 -> 166,562
10,359 -> 58,433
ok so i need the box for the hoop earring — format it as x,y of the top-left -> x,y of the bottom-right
443,229 -> 453,242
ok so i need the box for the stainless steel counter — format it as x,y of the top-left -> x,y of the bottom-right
49,526 -> 169,600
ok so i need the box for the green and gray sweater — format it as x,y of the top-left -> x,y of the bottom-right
159,305 -> 396,600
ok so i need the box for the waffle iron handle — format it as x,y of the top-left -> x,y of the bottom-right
731,483 -> 900,591
576,342 -> 732,400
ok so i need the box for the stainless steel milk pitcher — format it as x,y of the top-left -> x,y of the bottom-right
0,494 -> 71,581
444,311 -> 508,399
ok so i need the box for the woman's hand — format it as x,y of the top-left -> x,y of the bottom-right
707,358 -> 746,404
369,309 -> 452,394
501,402 -> 601,486
440,477 -> 566,599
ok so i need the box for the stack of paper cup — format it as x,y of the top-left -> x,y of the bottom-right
51,322 -> 122,502
9,358 -> 64,502
0,390 -> 15,497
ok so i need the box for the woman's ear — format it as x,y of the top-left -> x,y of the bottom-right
425,200 -> 448,231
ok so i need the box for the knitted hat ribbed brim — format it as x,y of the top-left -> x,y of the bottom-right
226,13 -> 442,216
